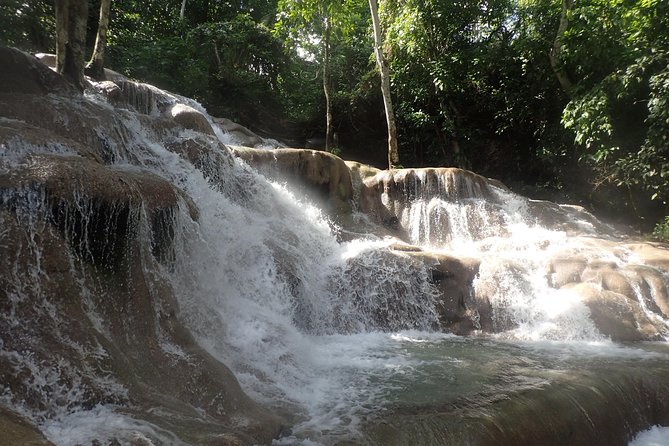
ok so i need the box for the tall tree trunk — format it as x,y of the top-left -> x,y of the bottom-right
180,0 -> 187,19
369,0 -> 400,169
323,16 -> 334,152
86,0 -> 112,80
55,0 -> 88,91
55,0 -> 68,73
550,0 -> 574,96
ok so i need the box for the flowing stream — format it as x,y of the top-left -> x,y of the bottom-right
2,78 -> 669,445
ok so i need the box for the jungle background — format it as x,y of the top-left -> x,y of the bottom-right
2,0 -> 668,234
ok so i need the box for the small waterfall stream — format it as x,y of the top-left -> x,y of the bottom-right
1,57 -> 669,446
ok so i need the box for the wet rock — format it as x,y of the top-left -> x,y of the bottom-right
625,242 -> 669,271
232,147 -> 353,215
0,408 -> 54,445
360,167 -> 508,243
1,154 -> 196,269
405,250 -> 490,334
544,241 -> 669,340
164,135 -> 235,187
547,256 -> 588,288
34,52 -> 126,82
214,117 -> 266,147
0,46 -> 76,95
170,103 -> 215,136
0,47 -> 284,445
569,283 -> 663,341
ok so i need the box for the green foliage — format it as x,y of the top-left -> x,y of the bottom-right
0,0 -> 54,52
381,0 -> 569,178
560,0 -> 669,208
107,3 -> 285,117
653,216 -> 669,241
3,0 -> 668,225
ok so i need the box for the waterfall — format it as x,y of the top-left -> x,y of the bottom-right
2,49 -> 669,446
363,168 -> 669,341
0,75 -> 440,444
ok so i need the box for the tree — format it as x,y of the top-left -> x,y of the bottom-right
369,0 -> 399,169
549,0 -> 574,96
0,1 -> 54,52
276,0 -> 360,152
87,0 -> 113,80
55,0 -> 89,91
558,0 -> 669,221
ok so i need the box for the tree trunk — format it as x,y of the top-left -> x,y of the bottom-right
369,0 -> 400,169
180,0 -> 187,19
549,0 -> 574,96
323,16 -> 334,152
55,0 -> 88,91
86,0 -> 112,80
55,0 -> 68,74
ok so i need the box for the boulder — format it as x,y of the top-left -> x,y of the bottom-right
404,249 -> 489,334
543,240 -> 669,341
34,52 -> 126,81
214,117 -> 266,147
567,283 -> 663,341
170,103 -> 215,135
0,46 -> 76,95
232,147 -> 353,215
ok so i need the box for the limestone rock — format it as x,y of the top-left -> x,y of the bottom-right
360,167 -> 507,242
0,46 -> 76,95
545,240 -> 669,340
575,283 -> 662,341
0,47 -> 284,444
232,147 -> 353,214
170,103 -> 215,135
0,408 -> 54,446
214,117 -> 266,147
35,52 -> 126,82
404,249 -> 489,334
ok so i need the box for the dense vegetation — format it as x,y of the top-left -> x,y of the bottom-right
2,0 -> 667,232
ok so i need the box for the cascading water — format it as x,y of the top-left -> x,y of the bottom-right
2,48 -> 669,446
114,100 -> 442,443
1,64 -> 442,444
364,168 -> 669,342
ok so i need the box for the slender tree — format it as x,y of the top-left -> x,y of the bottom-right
322,15 -> 334,150
369,0 -> 399,169
86,0 -> 112,80
549,0 -> 574,96
276,0 -> 359,152
55,0 -> 88,90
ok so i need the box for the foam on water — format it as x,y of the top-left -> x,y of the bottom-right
630,426 -> 669,446
42,406 -> 188,446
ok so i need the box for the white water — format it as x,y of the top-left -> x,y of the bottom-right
109,107 -> 441,443
373,169 -> 669,342
630,426 -> 669,446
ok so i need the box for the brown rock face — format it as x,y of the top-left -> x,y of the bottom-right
0,46 -> 76,95
214,117 -> 266,147
405,250 -> 489,334
0,408 -> 54,446
545,239 -> 669,341
171,103 -> 215,135
232,147 -> 353,216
